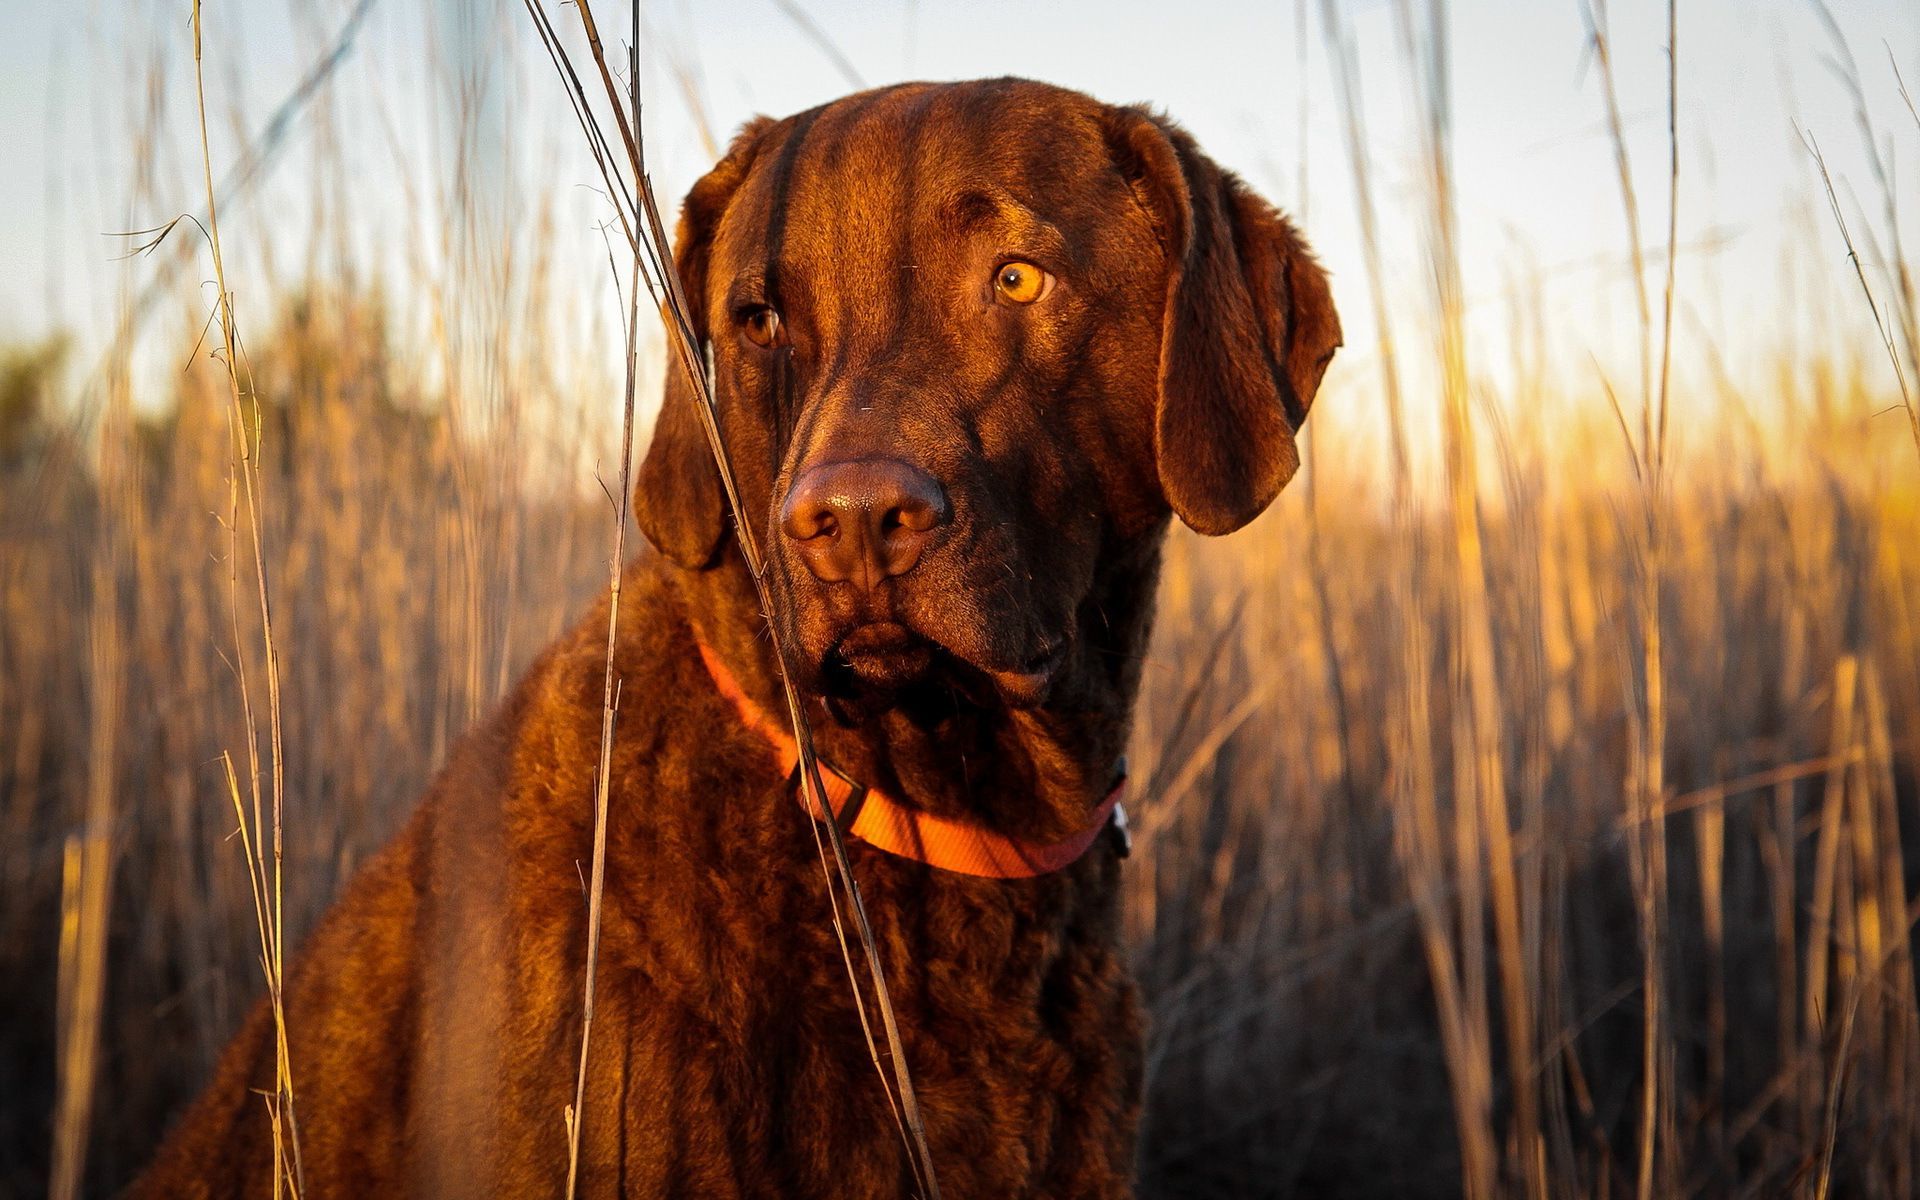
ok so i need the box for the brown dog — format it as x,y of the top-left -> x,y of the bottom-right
132,78 -> 1338,1198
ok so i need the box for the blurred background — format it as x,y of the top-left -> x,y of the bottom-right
2,0 -> 1917,1195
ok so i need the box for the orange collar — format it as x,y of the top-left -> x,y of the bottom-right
695,640 -> 1128,879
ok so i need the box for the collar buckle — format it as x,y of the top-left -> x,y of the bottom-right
1107,756 -> 1132,858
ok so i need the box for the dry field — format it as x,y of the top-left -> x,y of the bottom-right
3,1 -> 1917,1197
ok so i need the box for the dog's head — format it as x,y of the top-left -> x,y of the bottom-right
639,79 -> 1339,712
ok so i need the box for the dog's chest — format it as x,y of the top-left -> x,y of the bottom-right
564,838 -> 1140,1196
510,692 -> 1142,1197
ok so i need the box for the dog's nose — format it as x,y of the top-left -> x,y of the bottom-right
780,458 -> 951,587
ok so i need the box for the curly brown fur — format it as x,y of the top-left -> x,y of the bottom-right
132,78 -> 1337,1198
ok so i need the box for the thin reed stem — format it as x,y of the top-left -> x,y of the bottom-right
190,3 -> 302,1191
533,4 -> 941,1193
1633,7 -> 1681,1198
562,156 -> 644,1200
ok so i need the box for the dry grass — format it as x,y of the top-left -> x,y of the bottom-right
4,3 -> 1918,1197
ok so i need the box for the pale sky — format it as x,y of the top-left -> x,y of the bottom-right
2,0 -> 1915,463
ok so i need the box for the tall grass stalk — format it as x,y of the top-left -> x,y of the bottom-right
1804,132 -> 1919,465
1638,4 -> 1681,1197
1323,3 -> 1497,1195
528,1 -> 941,1192
47,447 -> 119,1200
1811,3 -> 1919,429
561,87 -> 644,1200
1400,2 -> 1539,1195
190,2 -> 302,1191
1587,4 -> 1682,1194
1582,0 -> 1656,452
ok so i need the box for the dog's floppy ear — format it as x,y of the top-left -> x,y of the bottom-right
635,117 -> 774,570
1105,107 -> 1341,536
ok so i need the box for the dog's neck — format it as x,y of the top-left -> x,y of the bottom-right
670,527 -> 1165,844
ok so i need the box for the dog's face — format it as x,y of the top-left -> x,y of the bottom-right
639,79 -> 1339,712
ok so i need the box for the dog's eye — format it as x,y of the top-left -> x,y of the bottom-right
741,307 -> 784,348
993,261 -> 1052,305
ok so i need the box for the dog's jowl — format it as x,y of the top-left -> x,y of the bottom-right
134,78 -> 1339,1199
